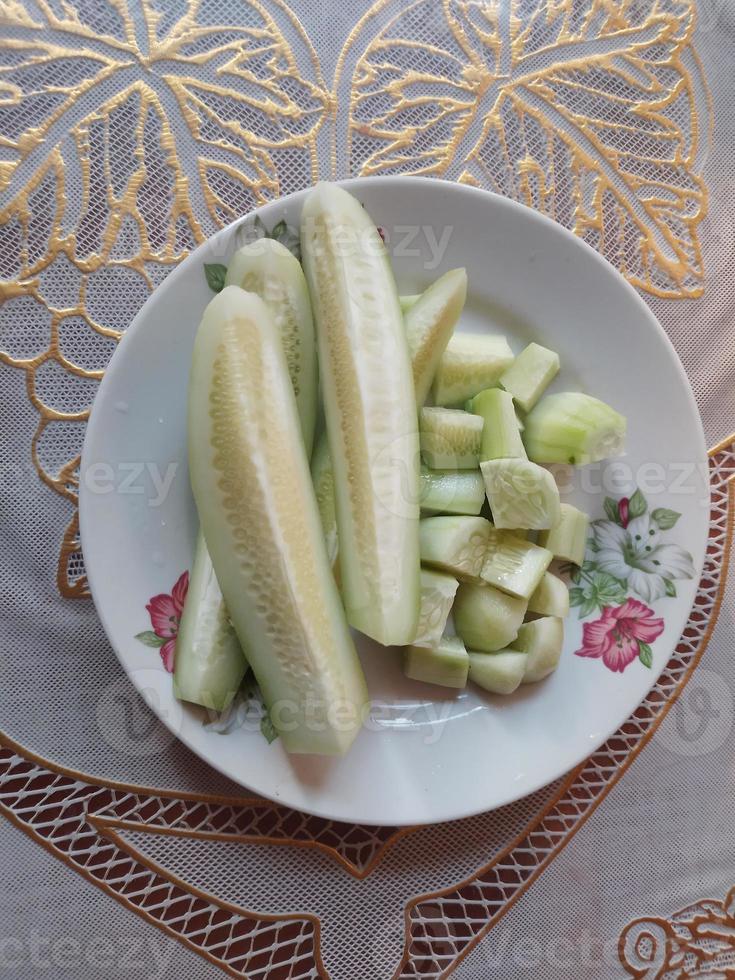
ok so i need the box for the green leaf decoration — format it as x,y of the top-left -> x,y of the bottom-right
664,578 -> 677,597
604,497 -> 621,524
638,641 -> 653,668
204,263 -> 227,293
651,507 -> 681,530
270,219 -> 287,239
628,488 -> 647,518
260,711 -> 279,745
569,587 -> 586,607
579,596 -> 598,618
135,631 -> 166,648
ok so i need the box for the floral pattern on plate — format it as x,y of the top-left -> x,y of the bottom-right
135,571 -> 189,672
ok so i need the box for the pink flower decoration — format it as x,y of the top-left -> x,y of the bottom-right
618,496 -> 630,528
143,571 -> 189,672
575,598 -> 664,673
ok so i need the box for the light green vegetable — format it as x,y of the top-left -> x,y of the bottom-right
400,294 -> 421,313
404,635 -> 469,689
310,432 -> 338,571
480,529 -> 552,600
538,502 -> 590,565
512,616 -> 564,683
432,334 -> 514,407
420,467 -> 486,516
468,650 -> 528,695
499,342 -> 560,413
453,581 -> 527,652
523,391 -> 626,465
419,407 -> 482,469
419,515 -> 491,579
527,571 -> 570,618
414,568 -> 459,648
468,388 -> 527,461
405,268 -> 467,406
480,458 -> 561,529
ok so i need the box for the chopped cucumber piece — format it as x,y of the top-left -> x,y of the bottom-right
225,238 -> 317,455
419,515 -> 491,579
301,183 -> 420,646
538,502 -> 590,565
414,569 -> 459,648
480,529 -> 552,599
528,571 -> 570,618
174,532 -> 248,712
420,407 -> 482,469
311,432 -> 338,570
512,617 -> 564,683
405,268 -> 467,406
468,650 -> 528,695
420,467 -> 486,516
468,388 -> 527,461
480,458 -> 561,529
499,342 -> 560,413
432,334 -> 514,407
400,293 -> 421,313
404,635 -> 468,689
454,581 -> 527,652
523,391 -> 626,465
188,286 -> 367,755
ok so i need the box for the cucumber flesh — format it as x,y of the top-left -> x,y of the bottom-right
468,388 -> 527,461
301,183 -> 420,646
453,581 -> 527,652
310,432 -> 338,570
499,342 -> 560,413
405,268 -> 467,406
523,392 -> 626,465
225,238 -> 317,456
538,502 -> 590,565
527,571 -> 570,618
468,650 -> 528,695
432,334 -> 514,407
399,293 -> 421,313
404,635 -> 469,689
480,458 -> 561,529
420,515 -> 491,579
512,616 -> 564,683
188,286 -> 367,755
414,568 -> 459,648
480,529 -> 552,599
173,532 -> 248,712
420,467 -> 486,516
420,407 -> 482,469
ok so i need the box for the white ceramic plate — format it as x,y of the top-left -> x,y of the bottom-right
80,177 -> 708,826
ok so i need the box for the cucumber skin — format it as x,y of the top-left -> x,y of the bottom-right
538,503 -> 590,565
469,388 -> 527,461
512,616 -> 564,683
527,572 -> 570,618
404,636 -> 469,689
420,467 -> 486,516
188,286 -> 367,755
301,183 -> 420,647
523,392 -> 626,465
400,294 -> 421,313
454,581 -> 527,652
468,650 -> 528,695
405,269 -> 467,406
499,342 -> 560,414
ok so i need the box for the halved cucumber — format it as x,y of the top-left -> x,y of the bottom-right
499,342 -> 560,413
414,568 -> 459,648
301,183 -> 420,646
188,286 -> 367,755
419,515 -> 491,579
405,268 -> 467,406
311,432 -> 338,570
523,392 -> 626,465
527,571 -> 570,618
480,529 -> 552,599
512,616 -> 564,683
420,407 -> 482,469
453,581 -> 527,652
432,334 -> 514,407
538,503 -> 589,565
468,388 -> 526,461
400,294 -> 421,313
404,635 -> 469,689
420,467 -> 486,516
480,458 -> 561,529
225,237 -> 317,455
468,650 -> 528,695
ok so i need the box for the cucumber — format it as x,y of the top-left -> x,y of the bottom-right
538,502 -> 589,565
453,581 -> 527,652
523,392 -> 626,465
405,268 -> 467,406
499,342 -> 560,413
301,183 -> 420,646
432,334 -> 514,407
310,432 -> 338,570
419,407 -> 482,469
527,571 -> 570,617
404,635 -> 469,689
468,388 -> 527,461
512,617 -> 564,683
173,532 -> 248,712
400,294 -> 421,313
414,568 -> 459,648
419,515 -> 491,579
468,650 -> 528,695
480,529 -> 552,599
420,467 -> 486,515
225,238 -> 317,455
188,286 -> 367,755
480,458 -> 561,529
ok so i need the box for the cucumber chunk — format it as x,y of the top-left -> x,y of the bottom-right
512,617 -> 564,683
225,238 -> 317,455
453,581 -> 527,652
480,458 -> 561,529
499,342 -> 560,413
480,529 -> 552,599
468,650 -> 528,695
420,407 -> 482,469
404,635 -> 469,689
432,334 -> 514,407
311,432 -> 338,570
188,286 -> 367,755
419,515 -> 491,579
301,183 -> 420,646
414,568 -> 459,648
405,268 -> 467,406
420,467 -> 486,516
174,532 -> 248,712
523,391 -> 626,465
527,571 -> 570,618
400,294 -> 421,313
468,388 -> 527,461
538,502 -> 590,565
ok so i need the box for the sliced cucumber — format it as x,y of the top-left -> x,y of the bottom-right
225,238 -> 317,455
404,635 -> 469,689
419,515 -> 491,579
468,388 -> 527,461
523,391 -> 626,465
301,183 -> 420,646
173,532 -> 248,712
405,268 -> 467,406
468,650 -> 528,695
414,569 -> 459,648
432,334 -> 514,407
480,529 -> 552,599
420,407 -> 482,469
480,458 -> 561,529
453,581 -> 527,652
400,294 -> 421,313
499,342 -> 560,413
188,286 -> 367,755
538,502 -> 590,565
420,467 -> 486,516
512,616 -> 564,683
527,571 -> 570,618
311,432 -> 338,570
